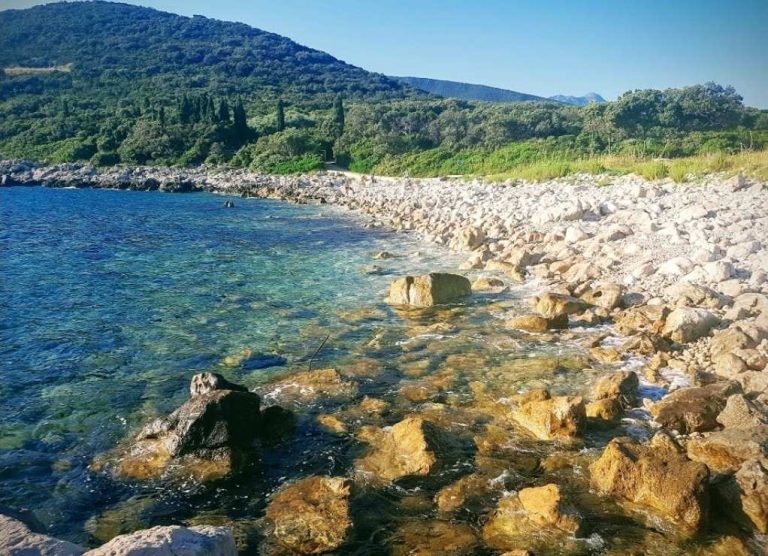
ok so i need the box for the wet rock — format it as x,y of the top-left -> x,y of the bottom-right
614,304 -> 669,336
579,282 -> 623,310
472,276 -> 505,291
262,368 -> 357,406
0,513 -> 84,556
390,519 -> 478,556
593,371 -> 639,408
532,292 -> 591,318
506,313 -> 568,332
686,426 -> 768,474
590,433 -> 709,532
662,307 -> 720,343
355,416 -> 443,482
586,397 -> 623,422
620,332 -> 671,355
85,525 -> 236,555
651,382 -> 740,434
717,394 -> 768,429
718,457 -> 768,533
511,393 -> 586,441
317,414 -> 347,434
482,484 -> 582,550
387,273 -> 471,307
190,372 -> 248,397
264,476 -> 351,554
590,346 -> 623,363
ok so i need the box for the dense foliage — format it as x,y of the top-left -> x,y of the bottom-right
0,2 -> 766,175
393,76 -> 545,103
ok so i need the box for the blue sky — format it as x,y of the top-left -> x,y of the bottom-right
5,0 -> 768,107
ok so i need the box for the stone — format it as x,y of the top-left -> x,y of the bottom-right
85,525 -> 236,556
264,476 -> 351,554
190,372 -> 249,397
506,314 -> 567,332
387,273 -> 471,307
579,282 -> 623,310
661,307 -> 720,343
452,225 -> 486,250
482,484 -> 582,550
714,352 -> 749,377
590,346 -> 623,363
317,414 -> 347,434
532,292 -> 591,318
472,276 -> 505,290
593,371 -> 639,408
726,457 -> 768,533
262,368 -> 357,406
686,426 -> 768,474
586,398 -> 623,421
511,395 -> 586,440
704,261 -> 735,282
651,382 -> 740,434
435,473 -> 493,514
590,433 -> 709,532
664,283 -> 730,309
614,305 -> 669,336
0,514 -> 84,556
717,394 -> 768,429
620,332 -> 671,355
355,417 -> 441,482
391,520 -> 477,556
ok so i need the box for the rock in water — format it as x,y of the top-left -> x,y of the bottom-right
265,476 -> 351,554
590,432 -> 709,532
532,292 -> 591,318
85,525 -> 236,555
0,513 -> 84,556
511,393 -> 586,440
261,368 -> 357,407
387,273 -> 471,307
650,381 -> 740,434
190,372 -> 249,397
355,417 -> 441,481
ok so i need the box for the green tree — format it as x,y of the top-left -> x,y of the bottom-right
232,99 -> 249,142
276,99 -> 286,132
333,94 -> 345,134
218,99 -> 230,123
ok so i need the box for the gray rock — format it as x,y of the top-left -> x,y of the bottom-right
84,525 -> 236,555
0,514 -> 84,556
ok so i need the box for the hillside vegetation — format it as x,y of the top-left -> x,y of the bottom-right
392,76 -> 546,103
0,1 -> 766,178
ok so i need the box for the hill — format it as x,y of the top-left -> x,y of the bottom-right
549,93 -> 606,105
392,76 -> 546,103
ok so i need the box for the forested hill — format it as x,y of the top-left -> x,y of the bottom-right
0,1 -> 412,102
393,76 -> 546,103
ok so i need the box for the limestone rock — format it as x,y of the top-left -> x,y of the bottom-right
511,395 -> 586,440
593,371 -> 639,408
590,433 -> 709,532
262,368 -> 357,406
664,283 -> 730,309
729,457 -> 768,533
586,398 -> 623,421
0,514 -> 84,556
686,426 -> 768,474
506,314 -> 567,332
614,305 -> 669,336
472,276 -> 505,291
85,525 -> 236,556
651,382 -> 740,434
355,417 -> 441,481
387,273 -> 471,307
265,476 -> 351,554
661,307 -> 720,343
391,520 -> 477,556
452,226 -> 486,250
532,292 -> 591,318
190,372 -> 249,397
579,282 -> 623,310
482,484 -> 582,550
717,394 -> 768,429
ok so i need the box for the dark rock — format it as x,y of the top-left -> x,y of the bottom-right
242,353 -> 287,370
190,372 -> 248,397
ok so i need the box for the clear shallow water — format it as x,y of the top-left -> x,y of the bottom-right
0,186 -> 466,546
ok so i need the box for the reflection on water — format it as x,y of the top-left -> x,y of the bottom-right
0,186 -> 730,554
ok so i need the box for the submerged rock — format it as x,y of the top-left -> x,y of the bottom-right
391,519 -> 478,556
590,432 -> 709,532
261,368 -> 357,407
264,476 -> 351,555
387,273 -> 471,307
355,416 -> 443,482
85,525 -> 236,556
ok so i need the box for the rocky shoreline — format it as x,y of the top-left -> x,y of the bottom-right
2,160 -> 768,554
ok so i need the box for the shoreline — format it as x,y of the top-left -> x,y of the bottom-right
2,160 -> 768,553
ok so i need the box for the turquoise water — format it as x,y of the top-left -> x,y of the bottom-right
0,186 -> 464,547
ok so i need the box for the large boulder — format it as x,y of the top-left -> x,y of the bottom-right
650,382 -> 740,434
686,426 -> 768,474
593,371 -> 639,409
717,394 -> 768,429
355,417 -> 442,482
578,282 -> 623,310
482,484 -> 582,550
532,292 -> 591,318
0,514 -> 84,556
264,476 -> 351,554
661,307 -> 720,344
590,433 -> 709,532
510,393 -> 586,441
664,283 -> 730,309
718,457 -> 768,533
387,273 -> 471,307
614,305 -> 669,336
85,525 -> 236,556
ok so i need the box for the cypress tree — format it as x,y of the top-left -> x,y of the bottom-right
333,94 -> 345,134
218,99 -> 230,123
233,99 -> 249,142
276,99 -> 285,132
179,95 -> 192,124
158,105 -> 166,129
207,97 -> 217,123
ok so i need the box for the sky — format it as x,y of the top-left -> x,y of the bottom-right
4,0 -> 768,107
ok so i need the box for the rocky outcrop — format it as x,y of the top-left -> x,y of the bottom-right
355,417 -> 443,482
592,371 -> 639,409
590,433 -> 709,532
483,484 -> 582,550
661,307 -> 720,344
510,392 -> 586,441
686,426 -> 768,474
85,525 -> 236,555
650,382 -> 740,434
387,273 -> 471,307
531,292 -> 590,318
0,514 -> 84,556
264,476 -> 351,554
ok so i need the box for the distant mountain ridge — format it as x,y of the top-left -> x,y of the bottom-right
549,93 -> 606,105
392,76 -> 547,103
